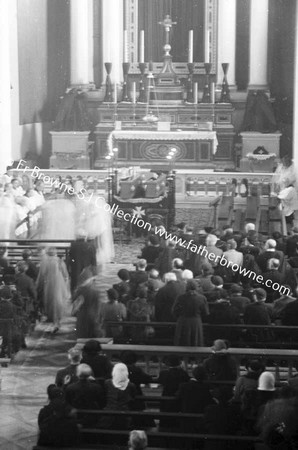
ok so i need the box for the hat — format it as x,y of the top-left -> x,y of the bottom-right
149,235 -> 160,246
258,371 -> 275,391
212,339 -> 227,352
83,340 -> 102,354
230,284 -> 243,294
117,268 -> 130,281
211,276 -> 224,287
255,288 -> 267,300
107,288 -> 119,301
0,286 -> 12,300
247,359 -> 263,373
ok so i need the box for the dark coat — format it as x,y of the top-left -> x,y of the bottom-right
81,353 -> 112,381
173,291 -> 208,346
243,302 -> 272,325
55,364 -> 79,389
155,280 -> 185,322
69,239 -> 96,292
203,353 -> 238,382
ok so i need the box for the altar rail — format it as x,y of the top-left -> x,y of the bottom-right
13,169 -> 274,201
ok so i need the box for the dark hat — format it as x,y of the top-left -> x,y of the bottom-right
83,339 -> 102,354
166,355 -> 181,367
117,268 -> 130,281
0,286 -> 12,299
186,279 -> 198,292
192,365 -> 207,381
230,284 -> 243,294
211,275 -> 224,286
107,288 -> 119,301
247,359 -> 263,373
149,235 -> 160,246
255,288 -> 267,300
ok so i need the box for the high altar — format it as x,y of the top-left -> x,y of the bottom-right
85,12 -> 235,171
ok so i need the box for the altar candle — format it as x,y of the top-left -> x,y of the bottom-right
188,30 -> 193,63
149,60 -> 153,72
123,30 -> 128,62
132,81 -> 136,104
114,83 -> 117,104
205,30 -> 210,63
139,30 -> 145,63
193,82 -> 198,104
211,82 -> 215,103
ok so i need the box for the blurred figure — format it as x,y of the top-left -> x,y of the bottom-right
55,347 -> 82,389
128,430 -> 148,450
36,247 -> 70,333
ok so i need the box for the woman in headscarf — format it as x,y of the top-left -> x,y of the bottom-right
36,247 -> 70,333
99,363 -> 137,430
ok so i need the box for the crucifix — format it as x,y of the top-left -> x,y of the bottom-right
158,15 -> 177,46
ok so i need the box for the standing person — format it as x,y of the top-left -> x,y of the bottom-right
272,154 -> 297,194
100,288 -> 127,339
36,247 -> 70,333
68,230 -> 97,295
72,275 -> 103,339
172,280 -> 209,346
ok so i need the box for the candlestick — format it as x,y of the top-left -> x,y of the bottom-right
210,82 -> 215,104
139,30 -> 145,63
186,62 -> 194,103
114,83 -> 117,104
103,62 -> 113,103
123,30 -> 128,63
188,30 -> 193,63
132,81 -> 136,104
138,62 -> 147,103
205,30 -> 210,63
122,62 -> 130,102
149,60 -> 153,72
193,82 -> 198,104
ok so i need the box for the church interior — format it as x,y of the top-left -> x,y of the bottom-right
1,0 -> 298,449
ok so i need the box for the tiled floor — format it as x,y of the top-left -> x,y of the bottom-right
0,240 -> 142,450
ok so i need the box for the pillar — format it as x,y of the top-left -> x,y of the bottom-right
216,0 -> 236,88
102,0 -> 124,84
0,0 -> 13,173
248,0 -> 269,89
293,3 -> 298,171
70,0 -> 94,87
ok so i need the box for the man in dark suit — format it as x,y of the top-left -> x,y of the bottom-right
55,347 -> 82,389
286,227 -> 298,258
129,259 -> 149,297
256,239 -> 285,273
69,232 -> 97,294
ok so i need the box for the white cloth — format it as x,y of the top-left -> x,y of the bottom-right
278,186 -> 298,216
39,199 -> 76,239
272,163 -> 297,192
112,363 -> 129,390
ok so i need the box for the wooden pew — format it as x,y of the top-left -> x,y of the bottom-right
100,321 -> 298,349
92,344 -> 298,380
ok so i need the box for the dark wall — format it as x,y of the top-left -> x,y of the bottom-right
268,0 -> 296,155
17,0 -> 70,125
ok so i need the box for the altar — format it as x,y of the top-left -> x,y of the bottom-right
103,128 -> 218,169
91,103 -> 235,170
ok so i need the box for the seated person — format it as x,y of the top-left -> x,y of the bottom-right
55,347 -> 82,389
138,235 -> 161,267
38,384 -> 64,427
81,340 -> 113,381
37,398 -> 79,447
113,268 -> 131,305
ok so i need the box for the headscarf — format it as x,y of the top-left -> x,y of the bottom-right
112,363 -> 129,390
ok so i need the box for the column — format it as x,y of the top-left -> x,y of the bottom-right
70,0 -> 94,87
102,0 -> 124,84
216,0 -> 236,88
293,6 -> 298,172
0,0 -> 13,173
248,0 -> 269,89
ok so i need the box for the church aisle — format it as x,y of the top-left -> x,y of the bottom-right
0,259 -> 136,450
